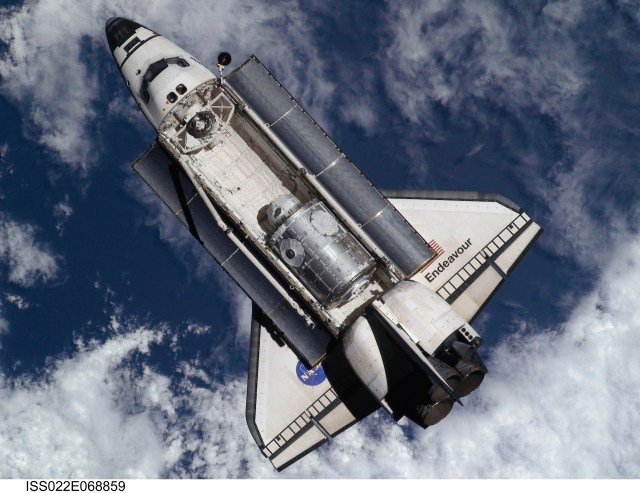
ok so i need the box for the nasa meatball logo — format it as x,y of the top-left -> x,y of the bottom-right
296,361 -> 327,386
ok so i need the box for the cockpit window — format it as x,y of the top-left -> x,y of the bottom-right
106,18 -> 144,53
166,57 -> 190,68
145,59 -> 169,82
123,37 -> 141,53
139,57 -> 190,104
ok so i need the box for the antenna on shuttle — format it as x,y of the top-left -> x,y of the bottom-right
216,52 -> 232,82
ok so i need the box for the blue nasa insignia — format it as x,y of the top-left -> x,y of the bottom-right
296,361 -> 327,386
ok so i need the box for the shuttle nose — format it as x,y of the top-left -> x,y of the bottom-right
105,17 -> 118,28
105,17 -> 145,53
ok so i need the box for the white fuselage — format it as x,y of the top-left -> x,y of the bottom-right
111,23 -> 215,128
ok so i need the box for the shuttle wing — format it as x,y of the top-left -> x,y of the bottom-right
247,304 -> 379,471
383,190 -> 542,323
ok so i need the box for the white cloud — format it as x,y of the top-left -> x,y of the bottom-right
340,99 -> 377,136
184,322 -> 211,336
106,92 -> 149,133
0,325 -> 171,478
379,0 -> 638,268
1,235 -> 639,478
0,303 -> 8,337
0,308 -> 7,350
0,306 -> 273,478
218,276 -> 252,348
163,369 -> 274,478
0,1 -> 102,170
0,0 -> 335,170
53,194 -> 74,234
382,1 -> 585,128
336,67 -> 380,136
4,292 -> 29,310
0,142 -> 13,188
0,213 -> 59,287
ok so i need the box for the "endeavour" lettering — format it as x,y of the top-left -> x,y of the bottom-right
425,238 -> 472,283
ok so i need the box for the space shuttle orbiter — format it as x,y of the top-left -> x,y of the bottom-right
106,17 -> 542,471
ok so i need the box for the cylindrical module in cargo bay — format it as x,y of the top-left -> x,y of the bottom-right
266,195 -> 376,308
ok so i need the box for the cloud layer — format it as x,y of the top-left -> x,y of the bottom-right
0,326 -> 170,477
380,0 -> 640,267
0,233 -> 638,478
0,211 -> 59,348
0,0 -> 334,171
0,309 -> 274,478
0,0 -> 638,480
0,213 -> 59,288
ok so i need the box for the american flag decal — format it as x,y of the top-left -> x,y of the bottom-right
421,240 -> 445,272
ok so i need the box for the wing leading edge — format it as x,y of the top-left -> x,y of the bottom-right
383,190 -> 542,323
